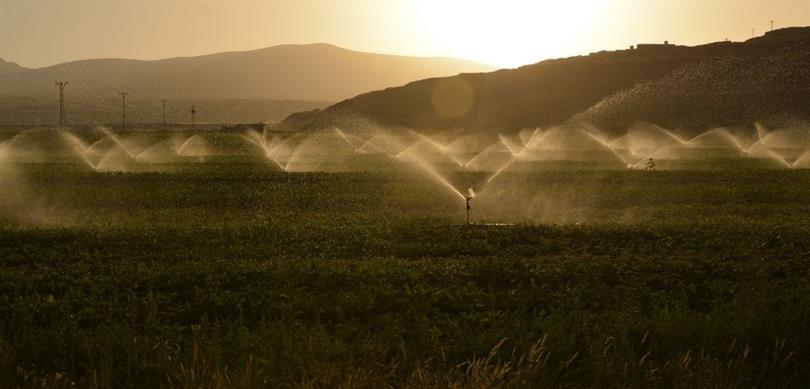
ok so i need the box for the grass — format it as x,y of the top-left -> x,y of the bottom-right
0,163 -> 809,387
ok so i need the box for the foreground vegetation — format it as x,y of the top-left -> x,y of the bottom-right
0,164 -> 809,387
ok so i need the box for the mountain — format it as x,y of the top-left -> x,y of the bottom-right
747,26 -> 810,43
0,44 -> 494,102
0,58 -> 22,74
280,27 -> 810,137
574,43 -> 810,134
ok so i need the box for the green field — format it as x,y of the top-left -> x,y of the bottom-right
1,163 -> 809,388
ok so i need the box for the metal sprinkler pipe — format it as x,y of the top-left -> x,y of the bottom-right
465,196 -> 472,225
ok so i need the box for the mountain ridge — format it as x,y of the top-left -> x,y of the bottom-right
0,43 -> 494,101
9,43 -> 489,70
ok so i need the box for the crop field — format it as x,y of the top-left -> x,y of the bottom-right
0,156 -> 809,388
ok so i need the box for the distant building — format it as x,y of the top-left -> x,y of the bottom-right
588,41 -> 679,57
636,41 -> 675,50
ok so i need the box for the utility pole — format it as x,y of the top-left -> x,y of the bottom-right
55,82 -> 68,127
190,105 -> 196,125
120,91 -> 129,130
161,98 -> 167,125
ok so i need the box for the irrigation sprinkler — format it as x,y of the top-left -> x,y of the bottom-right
464,187 -> 476,225
465,196 -> 472,225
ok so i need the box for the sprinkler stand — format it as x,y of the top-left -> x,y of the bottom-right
465,196 -> 472,225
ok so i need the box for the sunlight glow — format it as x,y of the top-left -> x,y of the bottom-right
406,0 -> 604,68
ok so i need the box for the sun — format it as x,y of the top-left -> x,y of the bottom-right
404,0 -> 603,68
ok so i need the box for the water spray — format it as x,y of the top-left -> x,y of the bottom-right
465,187 -> 475,225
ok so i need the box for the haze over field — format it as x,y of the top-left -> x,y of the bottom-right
4,2 -> 810,388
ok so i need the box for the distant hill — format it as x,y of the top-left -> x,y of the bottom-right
747,26 -> 810,43
281,27 -> 810,137
0,59 -> 22,74
574,44 -> 810,135
0,44 -> 494,102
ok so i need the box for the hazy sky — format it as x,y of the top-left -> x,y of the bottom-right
2,0 -> 809,69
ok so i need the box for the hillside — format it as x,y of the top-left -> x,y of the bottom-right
0,43 -> 494,102
0,59 -> 22,74
575,44 -> 810,134
281,28 -> 810,137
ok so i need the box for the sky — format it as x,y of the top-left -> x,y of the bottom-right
1,0 -> 809,69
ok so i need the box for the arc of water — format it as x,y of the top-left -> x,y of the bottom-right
176,135 -> 204,156
0,139 -> 12,157
524,128 -> 553,149
400,152 -> 466,199
462,139 -> 513,172
485,158 -> 520,184
755,122 -> 769,142
483,131 -> 552,183
686,128 -> 746,152
134,141 -> 165,161
266,133 -> 309,172
58,130 -> 99,170
483,136 -> 544,183
264,152 -> 287,171
166,134 -> 190,153
94,150 -> 117,171
361,138 -> 400,158
498,134 -> 525,156
250,132 -> 287,171
100,128 -> 140,159
233,131 -> 273,156
753,146 -> 793,168
94,148 -> 138,172
0,131 -> 28,154
792,149 -> 810,168
654,126 -> 688,145
394,139 -> 428,159
409,131 -> 465,167
519,128 -> 544,147
355,140 -> 387,155
333,128 -> 368,151
276,133 -> 317,172
581,129 -> 629,165
58,130 -> 92,154
84,136 -> 113,154
746,124 -> 810,167
242,130 -> 268,152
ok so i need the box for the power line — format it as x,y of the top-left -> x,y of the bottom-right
120,91 -> 129,130
55,81 -> 68,127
